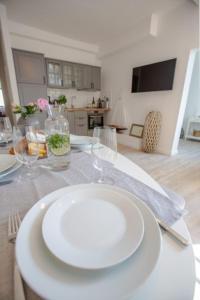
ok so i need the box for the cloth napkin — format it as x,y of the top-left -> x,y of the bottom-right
46,151 -> 185,225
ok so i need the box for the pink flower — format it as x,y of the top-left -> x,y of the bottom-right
37,98 -> 49,111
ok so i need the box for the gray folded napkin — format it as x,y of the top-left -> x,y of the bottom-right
63,151 -> 185,225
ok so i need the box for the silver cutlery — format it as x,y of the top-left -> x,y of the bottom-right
156,218 -> 190,246
0,180 -> 13,186
8,212 -> 26,300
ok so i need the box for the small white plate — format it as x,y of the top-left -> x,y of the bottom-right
0,154 -> 16,173
16,184 -> 161,300
70,135 -> 96,148
42,189 -> 144,269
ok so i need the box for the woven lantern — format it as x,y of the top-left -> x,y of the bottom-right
143,111 -> 162,153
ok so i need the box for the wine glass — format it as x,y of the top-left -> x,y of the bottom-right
0,117 -> 12,144
92,126 -> 117,184
13,125 -> 40,180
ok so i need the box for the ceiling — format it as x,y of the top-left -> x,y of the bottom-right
1,0 -> 187,45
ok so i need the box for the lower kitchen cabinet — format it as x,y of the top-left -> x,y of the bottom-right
65,111 -> 88,136
74,111 -> 88,136
66,111 -> 75,134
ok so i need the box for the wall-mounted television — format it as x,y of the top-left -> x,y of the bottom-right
131,58 -> 177,93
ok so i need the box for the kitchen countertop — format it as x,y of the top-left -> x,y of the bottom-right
65,107 -> 110,112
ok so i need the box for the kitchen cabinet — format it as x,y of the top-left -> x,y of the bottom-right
18,83 -> 47,106
92,66 -> 101,90
12,49 -> 47,105
66,111 -> 75,134
62,62 -> 74,89
13,49 -> 46,85
74,111 -> 88,135
82,65 -> 92,90
46,59 -> 62,88
73,63 -> 84,90
65,111 -> 88,135
46,58 -> 101,91
81,65 -> 101,90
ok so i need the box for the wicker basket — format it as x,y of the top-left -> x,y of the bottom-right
193,130 -> 200,137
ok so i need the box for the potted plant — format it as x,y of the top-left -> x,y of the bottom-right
57,95 -> 67,105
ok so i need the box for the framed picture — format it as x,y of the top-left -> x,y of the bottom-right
129,123 -> 144,138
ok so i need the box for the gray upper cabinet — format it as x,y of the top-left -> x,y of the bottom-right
12,49 -> 47,105
82,65 -> 92,90
13,49 -> 46,85
91,66 -> 101,90
80,65 -> 101,90
73,63 -> 84,90
63,62 -> 74,89
46,59 -> 62,88
46,59 -> 101,91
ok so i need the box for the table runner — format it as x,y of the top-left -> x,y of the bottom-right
0,150 -> 185,299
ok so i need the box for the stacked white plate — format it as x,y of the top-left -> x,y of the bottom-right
70,134 -> 97,150
0,154 -> 21,180
16,184 -> 161,300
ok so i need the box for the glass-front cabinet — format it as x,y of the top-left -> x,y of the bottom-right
46,59 -> 62,88
62,62 -> 74,89
73,63 -> 84,90
46,59 -> 101,90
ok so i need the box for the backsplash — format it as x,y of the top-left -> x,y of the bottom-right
47,88 -> 100,108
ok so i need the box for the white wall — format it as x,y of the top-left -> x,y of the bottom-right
182,49 -> 200,132
47,88 -> 100,108
9,21 -> 100,66
101,1 -> 199,155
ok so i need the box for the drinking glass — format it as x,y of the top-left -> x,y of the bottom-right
0,117 -> 12,144
13,125 -> 40,180
92,126 -> 117,184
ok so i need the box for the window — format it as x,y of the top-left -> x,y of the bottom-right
0,81 -> 5,106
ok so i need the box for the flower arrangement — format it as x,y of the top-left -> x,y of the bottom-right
13,98 -> 49,118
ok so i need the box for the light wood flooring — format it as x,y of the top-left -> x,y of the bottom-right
118,139 -> 200,243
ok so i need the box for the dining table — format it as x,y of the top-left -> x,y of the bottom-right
0,144 -> 196,300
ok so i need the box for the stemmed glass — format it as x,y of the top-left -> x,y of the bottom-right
13,125 -> 40,180
0,117 -> 12,144
92,126 -> 117,184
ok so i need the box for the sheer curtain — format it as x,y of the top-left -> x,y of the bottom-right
0,26 -> 14,124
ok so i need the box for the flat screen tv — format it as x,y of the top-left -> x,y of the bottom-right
131,58 -> 176,93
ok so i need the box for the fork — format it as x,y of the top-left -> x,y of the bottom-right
8,213 -> 22,242
8,212 -> 26,300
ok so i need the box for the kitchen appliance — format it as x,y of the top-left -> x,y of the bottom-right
88,113 -> 104,130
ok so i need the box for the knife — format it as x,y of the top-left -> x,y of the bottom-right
156,218 -> 190,246
0,180 -> 13,186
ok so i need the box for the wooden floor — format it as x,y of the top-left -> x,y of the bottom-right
118,139 -> 200,243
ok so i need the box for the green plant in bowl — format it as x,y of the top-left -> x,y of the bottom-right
47,133 -> 70,156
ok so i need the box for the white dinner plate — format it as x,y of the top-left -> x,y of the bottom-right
42,188 -> 144,269
0,160 -> 22,179
16,184 -> 161,300
0,154 -> 16,173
